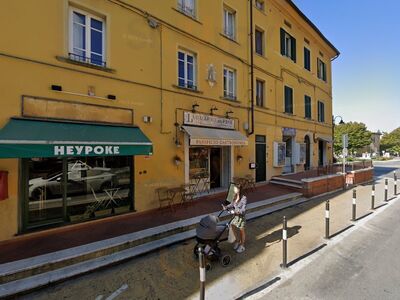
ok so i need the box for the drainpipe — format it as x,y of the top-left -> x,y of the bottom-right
248,0 -> 255,136
159,24 -> 171,134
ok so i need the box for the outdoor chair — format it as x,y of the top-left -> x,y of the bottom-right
155,187 -> 174,211
245,174 -> 256,191
180,183 -> 196,206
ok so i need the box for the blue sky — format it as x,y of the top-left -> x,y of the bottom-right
293,0 -> 400,133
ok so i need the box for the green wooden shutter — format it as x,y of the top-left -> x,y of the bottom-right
291,37 -> 296,62
280,28 -> 285,56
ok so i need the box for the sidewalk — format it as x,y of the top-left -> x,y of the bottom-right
0,183 -> 296,264
20,178 -> 396,300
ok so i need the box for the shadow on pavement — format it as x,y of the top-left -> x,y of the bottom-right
263,225 -> 302,248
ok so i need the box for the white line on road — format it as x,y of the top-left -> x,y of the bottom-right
105,284 -> 129,300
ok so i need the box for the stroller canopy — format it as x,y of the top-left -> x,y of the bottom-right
196,215 -> 219,240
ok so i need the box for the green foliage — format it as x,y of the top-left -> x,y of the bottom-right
334,122 -> 372,154
381,127 -> 400,154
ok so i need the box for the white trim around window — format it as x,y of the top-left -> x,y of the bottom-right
178,0 -> 196,18
178,49 -> 197,90
223,66 -> 236,100
69,7 -> 106,66
223,6 -> 236,40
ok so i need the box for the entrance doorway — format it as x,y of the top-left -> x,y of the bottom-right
283,135 -> 293,173
304,135 -> 311,170
210,148 -> 221,188
255,135 -> 266,182
318,140 -> 325,166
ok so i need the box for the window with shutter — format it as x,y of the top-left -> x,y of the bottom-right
255,29 -> 264,55
284,86 -> 293,114
304,47 -> 311,71
280,28 -> 296,62
304,95 -> 311,119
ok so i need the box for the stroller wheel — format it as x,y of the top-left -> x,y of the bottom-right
220,255 -> 231,267
205,262 -> 212,271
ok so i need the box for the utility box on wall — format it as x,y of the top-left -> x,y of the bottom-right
0,171 -> 8,200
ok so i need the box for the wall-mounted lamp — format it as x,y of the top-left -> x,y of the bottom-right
192,103 -> 199,113
210,106 -> 218,115
225,110 -> 233,118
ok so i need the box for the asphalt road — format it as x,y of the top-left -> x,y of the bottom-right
258,177 -> 400,299
373,158 -> 400,179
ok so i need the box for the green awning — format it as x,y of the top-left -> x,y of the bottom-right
0,118 -> 153,158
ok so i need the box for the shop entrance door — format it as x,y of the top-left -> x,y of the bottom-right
318,140 -> 325,166
256,135 -> 266,182
283,135 -> 293,173
210,148 -> 221,188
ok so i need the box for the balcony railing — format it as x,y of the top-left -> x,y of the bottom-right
68,53 -> 106,68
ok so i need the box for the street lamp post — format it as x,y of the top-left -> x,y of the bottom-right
332,115 -> 345,165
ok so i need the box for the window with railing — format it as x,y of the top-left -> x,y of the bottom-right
69,8 -> 106,67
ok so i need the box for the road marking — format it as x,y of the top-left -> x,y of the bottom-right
95,296 -> 104,300
105,284 -> 129,300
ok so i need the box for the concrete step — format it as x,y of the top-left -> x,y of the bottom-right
0,192 -> 304,298
270,179 -> 303,189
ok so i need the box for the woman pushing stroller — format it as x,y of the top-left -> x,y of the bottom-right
223,185 -> 247,253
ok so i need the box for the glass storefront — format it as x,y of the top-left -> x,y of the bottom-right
189,146 -> 230,193
26,156 -> 132,228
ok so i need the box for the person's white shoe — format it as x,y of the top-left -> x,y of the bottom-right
236,245 -> 245,253
233,242 -> 240,250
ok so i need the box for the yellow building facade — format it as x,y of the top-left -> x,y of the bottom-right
0,0 -> 338,241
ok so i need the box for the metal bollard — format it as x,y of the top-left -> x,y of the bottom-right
198,247 -> 205,300
352,189 -> 357,221
385,179 -> 388,202
371,183 -> 375,210
394,172 -> 397,195
281,216 -> 288,268
325,200 -> 330,239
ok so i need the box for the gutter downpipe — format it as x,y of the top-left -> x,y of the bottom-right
248,0 -> 255,136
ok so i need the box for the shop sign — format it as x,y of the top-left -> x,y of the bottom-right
184,112 -> 235,130
282,127 -> 296,136
190,138 -> 248,146
54,145 -> 120,156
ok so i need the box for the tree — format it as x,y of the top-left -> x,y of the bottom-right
334,122 -> 372,155
381,127 -> 400,155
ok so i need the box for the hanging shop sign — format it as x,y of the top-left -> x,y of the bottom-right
183,111 -> 235,130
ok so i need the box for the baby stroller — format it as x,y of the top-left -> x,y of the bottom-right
193,212 -> 233,270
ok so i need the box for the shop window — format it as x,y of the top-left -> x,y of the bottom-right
26,156 -> 132,227
69,8 -> 106,67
